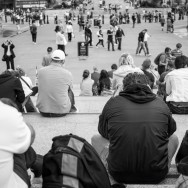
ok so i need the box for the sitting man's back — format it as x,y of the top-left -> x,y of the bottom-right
92,72 -> 179,184
37,50 -> 74,116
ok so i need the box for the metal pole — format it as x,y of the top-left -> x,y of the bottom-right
4,0 -> 7,22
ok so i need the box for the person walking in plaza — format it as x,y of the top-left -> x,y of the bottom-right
136,29 -> 147,56
30,20 -> 37,44
55,25 -> 68,56
66,20 -> 74,42
139,29 -> 151,56
96,26 -> 104,48
107,25 -> 115,51
2,40 -> 16,70
115,26 -> 125,51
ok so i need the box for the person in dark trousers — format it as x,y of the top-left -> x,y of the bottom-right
30,20 -> 37,44
92,72 -> 179,184
115,26 -> 125,51
96,28 -> 104,47
86,25 -> 93,46
136,29 -> 147,55
2,40 -> 16,70
107,25 -> 114,51
132,13 -> 136,28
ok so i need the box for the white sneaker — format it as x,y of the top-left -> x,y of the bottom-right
70,106 -> 79,113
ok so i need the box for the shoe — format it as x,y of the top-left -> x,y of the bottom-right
70,106 -> 79,113
65,54 -> 68,56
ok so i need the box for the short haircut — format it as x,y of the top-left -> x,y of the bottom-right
83,69 -> 90,79
165,47 -> 171,53
175,55 -> 188,69
176,43 -> 182,49
123,72 -> 149,90
111,64 -> 117,70
47,47 -> 53,52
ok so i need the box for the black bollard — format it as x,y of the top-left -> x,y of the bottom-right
102,15 -> 104,24
47,15 -> 49,24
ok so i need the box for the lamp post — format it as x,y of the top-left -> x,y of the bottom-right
4,0 -> 7,22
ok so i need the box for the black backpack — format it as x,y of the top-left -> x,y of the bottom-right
154,53 -> 165,65
42,134 -> 112,188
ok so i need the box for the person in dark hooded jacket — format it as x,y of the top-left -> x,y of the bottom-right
92,72 -> 179,185
0,70 -> 25,111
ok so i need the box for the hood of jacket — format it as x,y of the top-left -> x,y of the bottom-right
113,65 -> 143,78
119,84 -> 156,103
0,74 -> 14,85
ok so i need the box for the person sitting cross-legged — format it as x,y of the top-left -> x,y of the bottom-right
37,50 -> 78,117
165,55 -> 188,114
92,72 -> 179,185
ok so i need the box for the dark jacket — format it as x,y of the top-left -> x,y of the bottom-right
0,73 -> 25,111
98,78 -> 111,95
142,70 -> 155,89
116,29 -> 125,38
91,72 -> 100,86
98,84 -> 176,184
138,31 -> 145,42
2,43 -> 16,59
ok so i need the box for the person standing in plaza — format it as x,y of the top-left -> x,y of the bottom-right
136,29 -> 147,56
160,16 -> 165,31
96,26 -> 104,48
115,26 -> 125,51
2,40 -> 16,70
132,13 -> 136,28
66,20 -> 74,42
107,25 -> 115,51
139,29 -> 151,56
55,25 -> 68,56
30,20 -> 37,44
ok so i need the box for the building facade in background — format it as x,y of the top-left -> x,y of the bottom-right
0,0 -> 47,9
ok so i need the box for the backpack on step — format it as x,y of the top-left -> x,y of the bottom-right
42,134 -> 112,188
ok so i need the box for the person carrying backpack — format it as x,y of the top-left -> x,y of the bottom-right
154,47 -> 173,75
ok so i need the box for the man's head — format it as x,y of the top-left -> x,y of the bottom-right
165,47 -> 171,55
123,72 -> 149,90
174,55 -> 188,69
142,59 -> 151,70
176,43 -> 182,50
51,50 -> 65,64
93,66 -> 98,72
47,47 -> 53,54
166,61 -> 175,71
111,64 -> 117,70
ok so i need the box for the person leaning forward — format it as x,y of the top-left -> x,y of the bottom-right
92,72 -> 179,185
36,50 -> 77,117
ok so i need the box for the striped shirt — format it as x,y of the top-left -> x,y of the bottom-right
171,49 -> 182,58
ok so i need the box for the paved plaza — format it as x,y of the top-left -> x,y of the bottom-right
1,6 -> 188,187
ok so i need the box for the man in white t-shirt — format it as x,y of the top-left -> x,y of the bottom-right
165,56 -> 188,114
0,100 -> 35,188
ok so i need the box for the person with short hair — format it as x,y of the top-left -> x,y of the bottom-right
42,47 -> 53,67
30,20 -> 37,44
157,47 -> 172,75
37,50 -> 77,117
107,25 -> 115,51
91,66 -> 100,96
65,20 -> 74,42
55,26 -> 68,56
80,70 -> 94,96
171,43 -> 183,58
92,72 -> 179,185
141,59 -> 154,89
165,56 -> 188,114
108,64 -> 117,79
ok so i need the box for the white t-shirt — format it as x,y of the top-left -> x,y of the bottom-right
165,68 -> 188,102
80,77 -> 94,96
0,102 -> 31,188
144,32 -> 150,42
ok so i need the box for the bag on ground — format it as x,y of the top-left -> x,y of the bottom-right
42,134 -> 111,188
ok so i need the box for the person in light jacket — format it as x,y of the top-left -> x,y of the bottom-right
55,25 -> 68,56
66,20 -> 74,42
